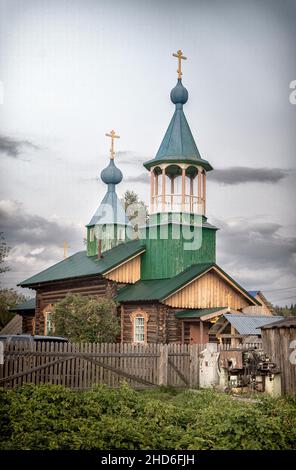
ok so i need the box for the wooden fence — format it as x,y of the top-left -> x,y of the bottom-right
0,341 -> 206,390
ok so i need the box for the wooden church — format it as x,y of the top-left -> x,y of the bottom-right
17,51 -> 273,344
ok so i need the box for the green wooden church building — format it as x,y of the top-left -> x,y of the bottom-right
17,51 -> 272,344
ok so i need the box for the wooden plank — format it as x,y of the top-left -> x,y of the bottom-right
158,344 -> 168,386
168,356 -> 189,386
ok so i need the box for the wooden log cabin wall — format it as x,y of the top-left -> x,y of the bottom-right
120,303 -> 182,343
34,276 -> 120,335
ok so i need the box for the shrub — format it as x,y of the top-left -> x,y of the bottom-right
0,384 -> 295,450
51,293 -> 120,342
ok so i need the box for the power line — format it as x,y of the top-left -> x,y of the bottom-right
269,295 -> 296,303
262,286 -> 296,293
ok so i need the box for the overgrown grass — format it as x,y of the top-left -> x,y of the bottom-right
0,383 -> 295,450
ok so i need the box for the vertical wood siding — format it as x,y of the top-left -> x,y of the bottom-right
104,254 -> 141,284
164,270 -> 250,309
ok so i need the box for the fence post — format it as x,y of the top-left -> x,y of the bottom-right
158,344 -> 168,386
189,344 -> 199,387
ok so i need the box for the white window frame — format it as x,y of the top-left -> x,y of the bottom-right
129,309 -> 149,344
134,316 -> 145,343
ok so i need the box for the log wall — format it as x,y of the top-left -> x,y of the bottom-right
33,276 -> 118,335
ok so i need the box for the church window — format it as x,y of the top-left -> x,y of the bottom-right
43,305 -> 55,336
130,310 -> 149,343
134,316 -> 145,342
89,227 -> 95,242
45,312 -> 53,335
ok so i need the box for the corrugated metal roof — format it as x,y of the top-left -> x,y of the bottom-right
224,314 -> 283,335
260,317 -> 296,329
19,240 -> 145,287
248,290 -> 259,298
10,297 -> 36,312
175,307 -> 226,319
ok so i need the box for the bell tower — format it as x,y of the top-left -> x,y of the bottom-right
140,51 -> 218,279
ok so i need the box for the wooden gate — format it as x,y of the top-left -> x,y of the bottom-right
0,341 -> 205,390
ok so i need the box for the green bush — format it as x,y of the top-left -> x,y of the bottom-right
51,293 -> 120,343
0,384 -> 295,450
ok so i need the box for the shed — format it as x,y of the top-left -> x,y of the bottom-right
260,317 -> 296,394
208,314 -> 283,347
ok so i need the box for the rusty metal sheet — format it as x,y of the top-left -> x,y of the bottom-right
219,350 -> 243,370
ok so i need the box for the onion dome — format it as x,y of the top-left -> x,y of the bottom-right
170,79 -> 188,105
100,159 -> 123,185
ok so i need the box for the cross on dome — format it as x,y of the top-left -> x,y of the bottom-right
105,129 -> 120,160
172,49 -> 187,79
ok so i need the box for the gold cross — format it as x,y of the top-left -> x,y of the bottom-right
63,241 -> 69,259
172,49 -> 187,79
105,129 -> 120,160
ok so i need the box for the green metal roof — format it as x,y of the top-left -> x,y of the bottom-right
19,240 -> 145,287
116,263 -> 213,302
10,297 -> 36,312
175,307 -> 227,319
116,262 -> 260,305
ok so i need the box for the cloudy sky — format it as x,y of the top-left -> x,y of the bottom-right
0,0 -> 295,305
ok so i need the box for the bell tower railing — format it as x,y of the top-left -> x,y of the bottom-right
149,163 -> 206,216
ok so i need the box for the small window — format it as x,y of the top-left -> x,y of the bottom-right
45,312 -> 54,335
130,310 -> 149,343
134,316 -> 145,343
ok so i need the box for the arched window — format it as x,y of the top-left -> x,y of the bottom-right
129,309 -> 149,343
43,304 -> 54,336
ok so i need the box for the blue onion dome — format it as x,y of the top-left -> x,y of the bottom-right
170,79 -> 188,105
100,158 -> 123,185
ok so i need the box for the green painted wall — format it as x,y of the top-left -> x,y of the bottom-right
86,224 -> 128,257
139,218 -> 216,280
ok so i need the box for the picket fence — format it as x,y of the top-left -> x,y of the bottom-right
0,340 -> 263,390
0,341 -> 206,390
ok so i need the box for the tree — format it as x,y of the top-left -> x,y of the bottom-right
0,232 -> 10,279
121,190 -> 148,231
51,293 -> 120,342
0,289 -> 28,328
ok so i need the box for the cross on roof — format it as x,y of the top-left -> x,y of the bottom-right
172,49 -> 187,80
63,241 -> 69,259
105,129 -> 120,160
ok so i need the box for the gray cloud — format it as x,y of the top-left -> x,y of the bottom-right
124,172 -> 149,184
215,217 -> 296,302
117,151 -> 151,166
208,167 -> 290,185
0,135 -> 39,159
0,200 -> 84,287
123,166 -> 290,186
0,200 -> 83,248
